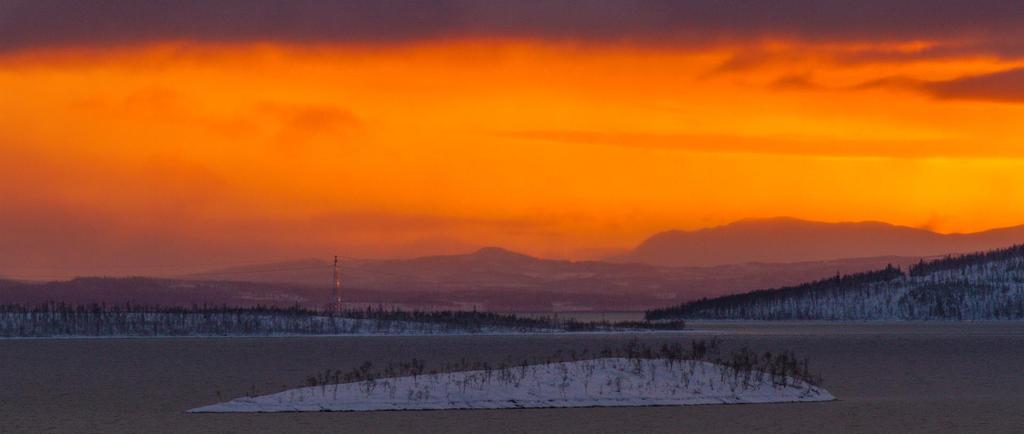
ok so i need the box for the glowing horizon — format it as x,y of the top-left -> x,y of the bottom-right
3,2 -> 1024,275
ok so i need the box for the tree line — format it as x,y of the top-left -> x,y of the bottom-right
0,302 -> 682,337
646,244 -> 1024,321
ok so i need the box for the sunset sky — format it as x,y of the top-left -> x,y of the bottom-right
3,1 -> 1024,276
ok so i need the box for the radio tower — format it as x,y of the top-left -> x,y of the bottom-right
332,256 -> 342,312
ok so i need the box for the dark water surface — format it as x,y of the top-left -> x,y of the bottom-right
3,322 -> 1024,433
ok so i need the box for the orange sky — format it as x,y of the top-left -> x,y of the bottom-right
3,37 -> 1024,275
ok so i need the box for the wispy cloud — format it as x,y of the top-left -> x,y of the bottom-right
846,67 -> 1024,103
925,67 -> 1024,102
769,73 -> 822,90
497,129 -> 1017,159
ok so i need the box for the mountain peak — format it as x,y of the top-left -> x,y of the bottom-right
730,216 -> 808,225
474,246 -> 513,254
471,246 -> 534,260
724,217 -> 896,230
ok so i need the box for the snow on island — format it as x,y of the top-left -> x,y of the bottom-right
189,357 -> 833,412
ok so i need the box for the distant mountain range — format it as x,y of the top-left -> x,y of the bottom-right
171,246 -> 926,311
611,217 -> 1024,267
6,217 -> 1024,312
1,248 -> 926,312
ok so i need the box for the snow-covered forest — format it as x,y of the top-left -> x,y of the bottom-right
0,303 -> 684,337
647,245 -> 1024,320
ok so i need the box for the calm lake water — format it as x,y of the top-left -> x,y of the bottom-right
3,322 -> 1024,433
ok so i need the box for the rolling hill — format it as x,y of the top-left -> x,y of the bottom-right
176,247 -> 926,311
647,245 -> 1024,321
0,248 -> 935,312
10,224 -> 1020,312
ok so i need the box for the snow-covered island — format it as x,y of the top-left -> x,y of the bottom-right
190,345 -> 833,412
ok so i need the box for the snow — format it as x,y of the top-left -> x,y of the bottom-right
0,310 -> 687,338
0,312 -> 549,338
673,256 -> 1024,320
188,358 -> 833,412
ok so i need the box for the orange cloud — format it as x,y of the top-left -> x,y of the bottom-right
1,40 -> 1024,274
927,67 -> 1024,102
496,130 -> 1024,159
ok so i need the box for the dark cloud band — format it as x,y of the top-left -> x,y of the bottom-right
927,68 -> 1024,102
2,0 -> 1022,51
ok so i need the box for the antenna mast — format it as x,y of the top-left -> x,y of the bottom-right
332,256 -> 342,312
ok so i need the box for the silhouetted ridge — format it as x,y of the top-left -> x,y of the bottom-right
909,244 -> 1024,276
467,246 -> 536,262
646,265 -> 904,320
646,244 -> 1024,321
614,217 -> 1024,267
